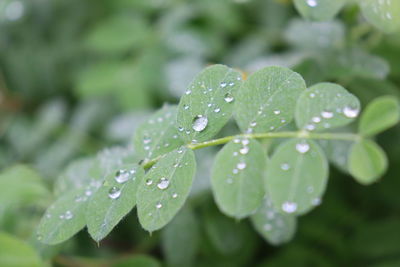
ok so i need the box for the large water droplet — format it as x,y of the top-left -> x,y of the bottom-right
282,202 -> 297,213
224,93 -> 234,103
115,170 -> 130,184
239,146 -> 249,155
343,106 -> 359,118
296,142 -> 310,154
192,115 -> 208,132
220,82 -> 227,88
108,187 -> 121,199
321,111 -> 334,119
157,177 -> 170,190
306,0 -> 317,7
237,162 -> 246,170
146,179 -> 153,185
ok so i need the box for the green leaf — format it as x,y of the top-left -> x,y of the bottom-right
359,0 -> 400,33
211,138 -> 266,218
86,165 -> 144,242
235,66 -> 306,133
317,139 -> 353,173
176,64 -> 242,142
134,105 -> 184,160
359,96 -> 400,136
265,139 -> 328,215
293,0 -> 346,21
295,83 -> 361,131
161,207 -> 199,267
348,139 -> 388,185
0,232 -> 43,267
37,186 -> 100,244
0,165 -> 49,207
250,196 -> 297,245
112,255 -> 161,267
137,147 -> 196,232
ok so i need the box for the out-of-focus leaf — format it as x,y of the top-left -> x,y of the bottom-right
112,255 -> 161,267
348,139 -> 387,185
359,96 -> 400,136
161,206 -> 199,267
0,232 -> 43,267
137,147 -> 196,232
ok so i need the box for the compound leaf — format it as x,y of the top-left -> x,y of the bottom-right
250,196 -> 297,245
295,83 -> 360,131
176,64 -> 242,142
359,0 -> 400,33
293,0 -> 346,21
265,139 -> 328,215
86,165 -> 144,242
211,138 -> 266,218
134,105 -> 184,160
235,66 -> 306,133
359,96 -> 400,137
348,139 -> 388,185
137,147 -> 196,232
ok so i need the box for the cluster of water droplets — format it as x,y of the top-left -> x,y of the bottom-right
226,138 -> 250,184
261,197 -> 287,233
304,91 -> 360,131
106,168 -> 137,200
367,0 -> 393,20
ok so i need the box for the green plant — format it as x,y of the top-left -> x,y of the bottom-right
31,64 -> 399,247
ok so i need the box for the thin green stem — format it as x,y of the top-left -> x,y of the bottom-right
142,131 -> 360,169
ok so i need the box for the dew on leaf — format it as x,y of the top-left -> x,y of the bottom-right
239,146 -> 249,155
281,163 -> 290,171
108,187 -> 121,199
157,177 -> 170,190
282,201 -> 297,213
224,93 -> 234,103
156,202 -> 162,209
321,111 -> 334,119
237,162 -> 246,170
343,106 -> 359,118
192,115 -> 208,132
306,0 -> 318,7
115,169 -> 130,184
296,142 -> 310,154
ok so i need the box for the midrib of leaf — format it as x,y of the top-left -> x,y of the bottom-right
287,151 -> 304,202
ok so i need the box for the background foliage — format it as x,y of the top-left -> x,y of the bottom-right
1,0 -> 400,266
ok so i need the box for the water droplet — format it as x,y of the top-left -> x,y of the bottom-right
156,202 -> 162,209
233,151 -> 238,156
214,108 -> 221,113
146,179 -> 153,185
115,169 -> 130,184
273,110 -> 281,115
233,138 -> 241,143
185,90 -> 191,95
305,124 -> 316,131
310,93 -> 316,98
192,115 -> 208,132
143,136 -> 151,144
282,202 -> 297,213
224,93 -> 234,103
65,211 -> 73,220
306,0 -> 317,7
108,187 -> 121,199
183,104 -> 189,110
312,116 -> 321,123
207,103 -> 212,107
343,106 -> 359,118
250,121 -> 257,127
296,142 -> 310,154
157,177 -> 170,190
311,198 -> 321,206
321,111 -> 334,119
281,163 -> 290,171
220,82 -> 227,88
239,146 -> 249,155
307,186 -> 314,193
226,178 -> 233,184
229,82 -> 235,86
242,139 -> 250,146
237,162 -> 246,170
178,126 -> 184,132
233,169 -> 239,174
172,193 -> 178,198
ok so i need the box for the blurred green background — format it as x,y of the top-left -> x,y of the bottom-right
1,0 -> 400,266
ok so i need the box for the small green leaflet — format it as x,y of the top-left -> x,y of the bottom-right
137,147 -> 196,232
37,187 -> 97,244
0,232 -> 43,267
211,138 -> 266,218
359,96 -> 400,137
349,139 -> 388,185
176,64 -> 242,143
250,196 -> 297,245
318,139 -> 353,173
295,83 -> 360,132
134,105 -> 183,160
293,0 -> 346,21
359,0 -> 400,33
235,66 -> 306,133
161,207 -> 199,267
265,139 -> 328,215
86,164 -> 144,242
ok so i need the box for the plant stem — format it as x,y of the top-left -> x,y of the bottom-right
142,131 -> 360,169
